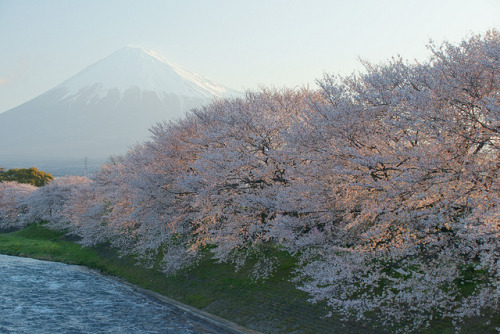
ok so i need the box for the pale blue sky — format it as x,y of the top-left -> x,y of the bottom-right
0,0 -> 498,113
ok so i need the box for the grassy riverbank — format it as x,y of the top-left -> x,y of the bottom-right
0,223 -> 498,333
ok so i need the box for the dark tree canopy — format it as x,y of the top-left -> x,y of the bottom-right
0,167 -> 54,187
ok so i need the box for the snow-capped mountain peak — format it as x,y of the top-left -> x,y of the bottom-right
0,47 -> 240,173
55,47 -> 236,102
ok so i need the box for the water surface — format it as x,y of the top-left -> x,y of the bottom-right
0,254 -> 229,333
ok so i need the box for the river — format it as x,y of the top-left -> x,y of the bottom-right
0,254 -> 235,333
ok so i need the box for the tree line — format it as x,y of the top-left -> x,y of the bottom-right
0,167 -> 53,187
1,31 -> 498,332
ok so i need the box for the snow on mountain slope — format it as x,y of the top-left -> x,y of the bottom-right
57,47 -> 237,101
0,47 -> 240,174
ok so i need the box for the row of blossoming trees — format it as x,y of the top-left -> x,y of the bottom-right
1,31 -> 499,331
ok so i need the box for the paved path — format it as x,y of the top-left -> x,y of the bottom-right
0,254 -> 234,333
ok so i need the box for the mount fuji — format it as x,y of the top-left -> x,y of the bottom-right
0,47 -> 240,174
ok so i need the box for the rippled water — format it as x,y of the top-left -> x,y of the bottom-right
0,254 -> 230,333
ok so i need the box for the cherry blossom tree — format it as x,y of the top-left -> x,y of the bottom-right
23,176 -> 90,228
177,89 -> 316,275
0,181 -> 37,229
290,30 -> 499,331
61,117 -> 209,271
